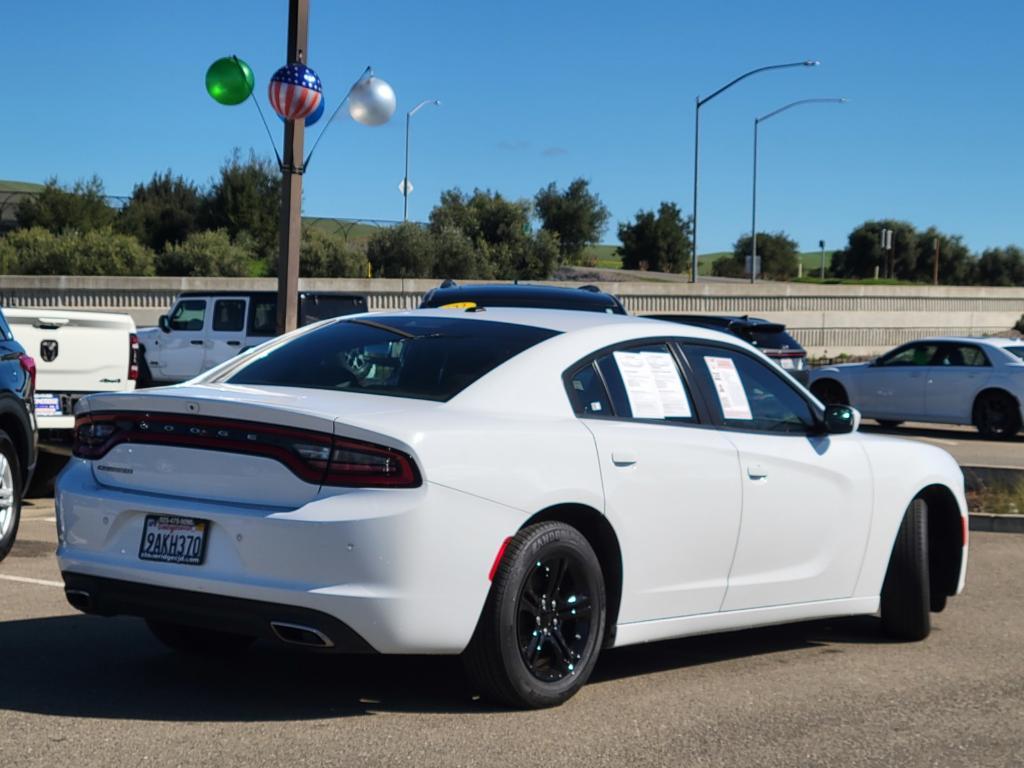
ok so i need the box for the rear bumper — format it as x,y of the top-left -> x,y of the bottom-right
62,571 -> 376,653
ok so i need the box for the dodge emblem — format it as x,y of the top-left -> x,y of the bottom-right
40,339 -> 58,363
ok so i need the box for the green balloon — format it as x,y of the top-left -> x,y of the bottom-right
205,56 -> 255,106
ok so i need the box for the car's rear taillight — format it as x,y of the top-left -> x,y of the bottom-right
18,354 -> 36,395
128,333 -> 140,381
73,412 -> 421,488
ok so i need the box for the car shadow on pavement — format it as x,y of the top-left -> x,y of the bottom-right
860,422 -> 1024,443
0,612 -> 894,720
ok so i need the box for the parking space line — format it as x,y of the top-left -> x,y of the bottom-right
22,516 -> 56,523
0,573 -> 63,588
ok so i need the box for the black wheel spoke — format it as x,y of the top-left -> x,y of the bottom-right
557,595 -> 591,620
526,634 -> 544,664
549,557 -> 569,598
550,627 -> 575,670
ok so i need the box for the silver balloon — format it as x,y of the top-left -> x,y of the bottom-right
348,76 -> 397,126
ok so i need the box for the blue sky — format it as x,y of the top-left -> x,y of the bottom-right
3,0 -> 1022,254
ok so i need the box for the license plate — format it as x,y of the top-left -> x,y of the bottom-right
139,515 -> 209,565
35,393 -> 61,416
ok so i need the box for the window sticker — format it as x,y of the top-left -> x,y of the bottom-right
704,356 -> 753,420
640,351 -> 692,418
613,350 -> 692,419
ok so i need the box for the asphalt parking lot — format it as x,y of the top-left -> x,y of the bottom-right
1,496 -> 1022,767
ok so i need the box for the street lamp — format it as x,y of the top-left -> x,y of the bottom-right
403,99 -> 441,221
749,97 -> 846,283
690,60 -> 818,283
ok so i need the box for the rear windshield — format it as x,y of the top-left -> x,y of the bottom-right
224,316 -> 559,401
422,292 -> 625,314
1005,346 -> 1024,361
749,328 -> 803,352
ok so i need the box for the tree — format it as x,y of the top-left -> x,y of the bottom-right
118,171 -> 203,252
719,232 -> 799,280
830,220 -> 917,280
431,226 -> 494,279
202,150 -> 280,259
16,176 -> 116,233
617,203 -> 692,274
156,229 -> 258,277
913,227 -> 972,285
299,227 -> 366,278
367,223 -> 436,278
0,226 -> 155,275
534,178 -> 610,266
974,246 -> 1024,286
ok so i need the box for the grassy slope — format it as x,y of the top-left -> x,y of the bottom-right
583,245 -> 835,276
0,180 -> 45,193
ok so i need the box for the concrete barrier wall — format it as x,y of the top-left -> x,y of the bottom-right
1,276 -> 1022,357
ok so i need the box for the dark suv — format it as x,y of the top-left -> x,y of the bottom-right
0,307 -> 37,560
644,314 -> 809,384
420,281 -> 628,314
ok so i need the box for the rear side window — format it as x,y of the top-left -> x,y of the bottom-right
225,316 -> 558,401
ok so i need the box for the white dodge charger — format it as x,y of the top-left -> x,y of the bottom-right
56,309 -> 968,708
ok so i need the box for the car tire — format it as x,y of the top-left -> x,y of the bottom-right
811,379 -> 848,406
0,430 -> 22,562
145,619 -> 255,655
877,420 -> 904,429
880,497 -> 931,641
463,522 -> 606,709
973,390 -> 1021,439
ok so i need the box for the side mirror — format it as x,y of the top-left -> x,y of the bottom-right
158,315 -> 171,333
823,404 -> 861,434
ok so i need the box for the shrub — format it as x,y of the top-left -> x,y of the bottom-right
156,229 -> 257,277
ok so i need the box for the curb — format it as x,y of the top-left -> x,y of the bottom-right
969,513 -> 1024,534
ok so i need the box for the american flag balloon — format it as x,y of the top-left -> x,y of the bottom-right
268,63 -> 323,121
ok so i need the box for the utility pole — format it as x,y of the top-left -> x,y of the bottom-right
819,239 -> 826,279
933,236 -> 940,285
276,0 -> 309,335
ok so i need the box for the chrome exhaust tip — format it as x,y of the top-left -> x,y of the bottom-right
270,621 -> 335,648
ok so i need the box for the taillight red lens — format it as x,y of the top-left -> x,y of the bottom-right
73,412 -> 421,489
18,354 -> 36,395
128,333 -> 140,381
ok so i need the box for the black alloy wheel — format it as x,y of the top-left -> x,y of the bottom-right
463,522 -> 606,708
973,391 -> 1022,439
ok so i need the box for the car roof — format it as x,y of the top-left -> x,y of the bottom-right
419,283 -> 626,313
905,336 -> 1022,347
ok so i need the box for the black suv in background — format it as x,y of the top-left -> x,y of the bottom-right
420,281 -> 628,314
0,307 -> 37,560
644,314 -> 810,384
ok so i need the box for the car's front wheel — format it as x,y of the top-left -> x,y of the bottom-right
880,498 -> 931,641
463,522 -> 606,709
146,619 -> 255,655
0,430 -> 23,562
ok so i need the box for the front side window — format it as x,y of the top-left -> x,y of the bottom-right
169,300 -> 206,332
223,316 -> 559,402
878,343 -> 940,367
568,343 -> 696,422
684,344 -> 817,433
213,299 -> 246,332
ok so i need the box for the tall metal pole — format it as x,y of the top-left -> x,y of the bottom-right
750,118 -> 759,284
276,0 -> 309,335
819,240 -> 826,279
403,111 -> 411,221
689,60 -> 819,284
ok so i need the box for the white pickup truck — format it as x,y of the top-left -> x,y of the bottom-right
137,290 -> 368,385
4,309 -> 138,452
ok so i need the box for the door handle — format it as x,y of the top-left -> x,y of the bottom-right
190,340 -> 204,346
611,450 -> 638,467
227,340 -> 241,347
747,464 -> 768,480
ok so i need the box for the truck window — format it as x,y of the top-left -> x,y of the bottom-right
213,299 -> 246,332
248,297 -> 277,337
169,300 -> 206,332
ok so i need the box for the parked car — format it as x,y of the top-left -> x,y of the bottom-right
0,307 -> 37,561
137,290 -> 368,385
419,280 -> 627,314
644,314 -> 809,384
810,336 -> 1024,438
4,309 -> 138,457
58,310 -> 967,708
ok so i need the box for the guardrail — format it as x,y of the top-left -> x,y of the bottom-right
1,276 -> 1021,356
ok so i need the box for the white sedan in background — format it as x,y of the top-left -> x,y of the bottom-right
810,336 -> 1024,438
56,310 -> 968,708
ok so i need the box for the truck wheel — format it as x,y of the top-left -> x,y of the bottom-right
0,431 -> 23,561
463,522 -> 606,709
880,498 -> 931,641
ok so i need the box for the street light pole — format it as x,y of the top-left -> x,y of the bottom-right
749,97 -> 846,284
403,99 -> 440,221
690,60 -> 819,283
